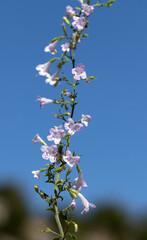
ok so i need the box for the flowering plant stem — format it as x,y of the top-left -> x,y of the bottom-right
54,172 -> 65,239
71,48 -> 75,118
32,1 -> 115,239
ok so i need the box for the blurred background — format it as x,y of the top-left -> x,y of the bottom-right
0,0 -> 147,239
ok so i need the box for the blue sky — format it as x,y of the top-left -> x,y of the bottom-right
0,0 -> 147,214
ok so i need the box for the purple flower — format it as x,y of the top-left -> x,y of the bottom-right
78,193 -> 96,214
47,125 -> 65,144
81,114 -> 91,127
63,150 -> 80,168
61,42 -> 70,52
65,91 -> 71,97
41,145 -> 59,163
66,6 -> 75,19
69,198 -> 77,210
36,61 -> 51,77
45,67 -> 61,86
69,192 -> 96,214
44,40 -> 59,55
77,0 -> 83,4
37,96 -> 54,108
72,16 -> 87,31
32,170 -> 41,180
72,172 -> 88,192
32,134 -> 44,144
72,63 -> 87,80
82,3 -> 94,16
64,118 -> 83,135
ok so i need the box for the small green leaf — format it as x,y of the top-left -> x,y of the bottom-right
67,232 -> 77,239
45,207 -> 54,212
82,34 -> 88,37
105,0 -> 115,7
87,76 -> 96,80
41,227 -> 51,233
75,7 -> 81,11
50,57 -> 58,63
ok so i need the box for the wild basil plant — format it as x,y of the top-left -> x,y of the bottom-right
32,0 -> 115,239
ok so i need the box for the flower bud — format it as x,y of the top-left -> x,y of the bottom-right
34,185 -> 39,193
64,112 -> 71,116
69,189 -> 78,199
76,164 -> 81,173
63,16 -> 70,26
62,22 -> 67,35
71,98 -> 75,103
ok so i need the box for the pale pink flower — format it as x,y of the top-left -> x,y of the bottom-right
64,118 -> 83,135
61,42 -> 70,52
63,150 -> 80,168
41,145 -> 59,164
78,193 -> 96,214
72,172 -> 88,192
82,3 -> 94,16
37,96 -> 54,108
72,63 -> 87,80
32,134 -> 44,144
66,6 -> 75,19
44,40 -> 59,55
32,170 -> 41,180
36,61 -> 51,76
45,67 -> 61,86
69,198 -> 76,210
81,114 -> 91,127
65,92 -> 71,97
72,16 -> 87,31
77,0 -> 83,4
47,125 -> 65,145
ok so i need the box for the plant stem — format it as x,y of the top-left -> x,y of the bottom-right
71,48 -> 75,118
54,172 -> 65,239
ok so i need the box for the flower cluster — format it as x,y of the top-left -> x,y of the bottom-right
32,0 -> 115,238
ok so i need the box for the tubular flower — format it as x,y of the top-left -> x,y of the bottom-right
37,96 -> 54,108
72,172 -> 88,192
41,145 -> 59,163
47,125 -> 65,144
69,198 -> 77,210
45,67 -> 61,86
32,134 -> 44,144
66,6 -> 75,19
64,118 -> 83,135
72,63 -> 87,80
44,40 -> 59,54
72,16 -> 87,31
77,0 -> 84,4
81,114 -> 91,127
32,170 -> 41,180
61,42 -> 70,52
36,61 -> 51,76
63,150 -> 80,168
78,193 -> 96,214
82,3 -> 94,16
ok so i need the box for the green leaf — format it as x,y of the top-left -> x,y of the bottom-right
105,0 -> 115,7
67,232 -> 77,239
51,36 -> 64,43
41,227 -> 51,233
72,221 -> 78,233
45,207 -> 54,212
40,168 -> 47,172
82,34 -> 88,38
87,76 -> 96,80
50,57 -> 58,63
